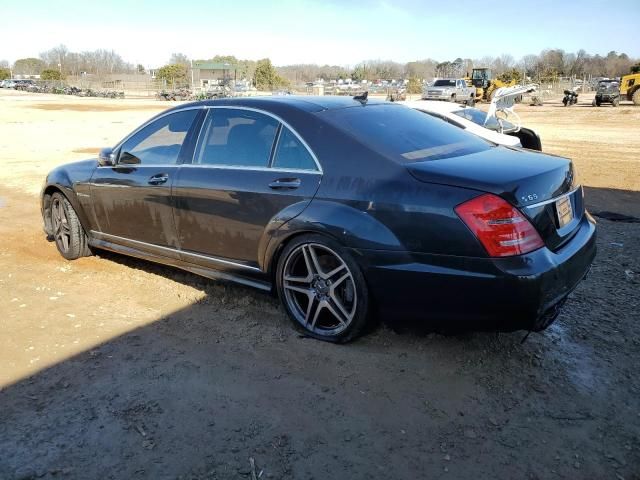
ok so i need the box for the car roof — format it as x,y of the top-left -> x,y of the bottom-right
397,100 -> 466,114
172,95 -> 387,114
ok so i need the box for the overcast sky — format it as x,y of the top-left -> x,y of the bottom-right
1,0 -> 639,67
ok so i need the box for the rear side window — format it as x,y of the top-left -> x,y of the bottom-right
272,127 -> 317,170
195,108 -> 279,167
320,104 -> 490,163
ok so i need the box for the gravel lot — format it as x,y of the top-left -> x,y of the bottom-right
0,90 -> 638,479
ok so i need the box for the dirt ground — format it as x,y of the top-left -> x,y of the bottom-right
0,89 -> 639,479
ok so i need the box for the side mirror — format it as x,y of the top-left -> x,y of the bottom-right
119,151 -> 141,165
98,147 -> 116,167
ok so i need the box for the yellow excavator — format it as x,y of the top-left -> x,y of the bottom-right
467,68 -> 518,103
620,71 -> 640,105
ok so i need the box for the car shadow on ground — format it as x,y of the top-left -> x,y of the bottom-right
1,187 -> 639,479
584,186 -> 640,219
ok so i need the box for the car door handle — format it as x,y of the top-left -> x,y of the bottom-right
148,173 -> 169,185
268,178 -> 301,190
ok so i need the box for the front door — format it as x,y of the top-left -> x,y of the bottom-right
90,108 -> 201,254
173,107 -> 322,269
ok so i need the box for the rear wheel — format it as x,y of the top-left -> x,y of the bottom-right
276,234 -> 369,343
632,88 -> 640,106
50,193 -> 92,260
467,96 -> 475,107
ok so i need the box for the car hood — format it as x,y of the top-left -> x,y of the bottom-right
463,122 -> 522,147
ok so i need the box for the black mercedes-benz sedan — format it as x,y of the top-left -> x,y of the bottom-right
41,96 -> 596,342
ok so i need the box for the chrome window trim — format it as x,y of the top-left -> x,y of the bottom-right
193,105 -> 323,173
179,164 -> 322,175
91,231 -> 261,272
104,103 -> 323,173
96,164 -> 183,169
523,185 -> 581,209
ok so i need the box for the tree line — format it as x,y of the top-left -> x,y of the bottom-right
1,46 -> 637,85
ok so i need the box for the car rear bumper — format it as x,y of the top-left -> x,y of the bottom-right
353,213 -> 597,331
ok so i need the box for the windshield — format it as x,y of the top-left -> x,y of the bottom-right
433,79 -> 456,87
319,104 -> 490,163
452,107 -> 515,132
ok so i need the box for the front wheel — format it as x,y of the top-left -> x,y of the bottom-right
49,193 -> 92,260
612,97 -> 619,107
276,234 -> 369,343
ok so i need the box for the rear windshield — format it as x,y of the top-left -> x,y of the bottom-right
453,107 -> 516,132
433,79 -> 456,87
319,104 -> 490,163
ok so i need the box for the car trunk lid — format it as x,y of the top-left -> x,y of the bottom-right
406,146 -> 583,251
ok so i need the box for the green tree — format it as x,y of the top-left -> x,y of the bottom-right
156,63 -> 188,86
0,68 -> 10,80
40,69 -> 64,80
351,64 -> 367,82
13,58 -> 45,75
253,59 -> 287,90
406,77 -> 422,94
497,68 -> 523,84
630,63 -> 640,74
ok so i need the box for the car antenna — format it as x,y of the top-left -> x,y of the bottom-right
353,91 -> 368,105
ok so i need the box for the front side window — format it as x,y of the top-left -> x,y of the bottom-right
195,108 -> 279,167
272,127 -> 317,171
119,109 -> 198,165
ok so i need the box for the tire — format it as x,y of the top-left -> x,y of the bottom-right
467,96 -> 475,107
612,97 -> 619,107
632,88 -> 640,106
276,234 -> 369,343
49,192 -> 92,260
563,97 -> 568,106
450,94 -> 456,103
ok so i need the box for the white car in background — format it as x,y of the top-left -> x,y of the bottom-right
399,85 -> 542,151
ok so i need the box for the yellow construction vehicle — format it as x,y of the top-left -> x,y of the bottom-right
620,72 -> 640,105
467,68 -> 518,102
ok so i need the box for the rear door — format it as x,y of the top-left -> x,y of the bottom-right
90,108 -> 202,255
173,107 -> 322,269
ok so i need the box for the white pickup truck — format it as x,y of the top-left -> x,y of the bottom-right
422,78 -> 475,105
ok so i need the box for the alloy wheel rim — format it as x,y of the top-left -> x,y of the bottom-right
282,243 -> 357,336
51,198 -> 71,253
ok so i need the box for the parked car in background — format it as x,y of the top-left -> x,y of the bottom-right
1,79 -> 17,88
592,80 -> 620,107
13,79 -> 36,90
41,96 -> 595,342
422,78 -> 475,105
400,99 -> 542,150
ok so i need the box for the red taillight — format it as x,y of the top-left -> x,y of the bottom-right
455,193 -> 544,257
